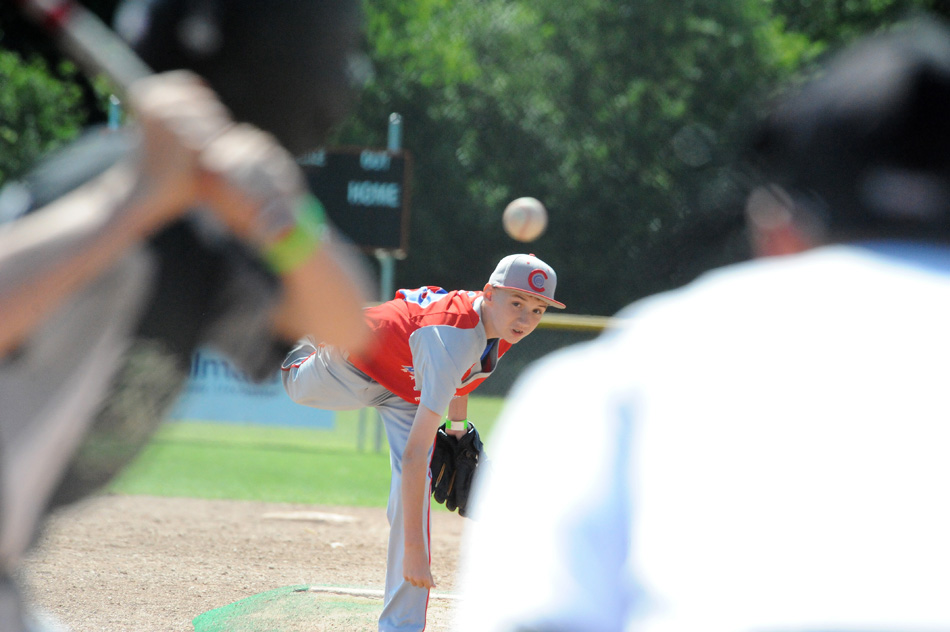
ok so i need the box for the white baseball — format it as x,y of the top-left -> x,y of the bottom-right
503,197 -> 547,242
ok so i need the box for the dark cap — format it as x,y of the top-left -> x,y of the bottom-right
116,0 -> 370,156
751,16 -> 950,234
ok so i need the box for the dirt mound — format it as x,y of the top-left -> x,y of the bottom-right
21,495 -> 465,631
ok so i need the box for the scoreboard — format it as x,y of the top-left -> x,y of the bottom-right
300,147 -> 412,256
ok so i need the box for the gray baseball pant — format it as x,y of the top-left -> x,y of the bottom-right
282,341 -> 432,632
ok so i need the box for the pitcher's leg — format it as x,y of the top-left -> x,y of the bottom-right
281,340 -> 379,410
377,400 -> 432,632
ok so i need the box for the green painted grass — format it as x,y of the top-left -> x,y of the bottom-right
192,586 -> 397,632
110,396 -> 507,508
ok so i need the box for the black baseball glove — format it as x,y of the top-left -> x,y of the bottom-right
430,426 -> 458,505
430,422 -> 484,517
449,423 -> 483,517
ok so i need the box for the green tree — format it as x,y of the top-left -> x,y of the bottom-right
3,0 -> 935,315
0,50 -> 88,184
347,0 -> 823,314
0,1 -> 119,185
770,0 -> 949,45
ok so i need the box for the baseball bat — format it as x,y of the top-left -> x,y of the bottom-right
13,0 -> 152,91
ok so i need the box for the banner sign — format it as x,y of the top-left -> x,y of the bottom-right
167,347 -> 334,429
299,147 -> 412,256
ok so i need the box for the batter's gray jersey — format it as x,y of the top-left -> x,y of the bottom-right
457,242 -> 950,632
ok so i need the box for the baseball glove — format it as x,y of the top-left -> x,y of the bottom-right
430,426 -> 457,505
429,422 -> 484,517
449,423 -> 483,517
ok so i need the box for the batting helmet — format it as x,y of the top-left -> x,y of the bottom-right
115,0 -> 371,155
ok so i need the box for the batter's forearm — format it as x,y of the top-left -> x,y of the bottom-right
0,164 -> 184,356
270,240 -> 372,354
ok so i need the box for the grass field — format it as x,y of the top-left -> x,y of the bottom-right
110,396 -> 508,508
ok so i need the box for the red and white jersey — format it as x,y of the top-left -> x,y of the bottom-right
348,287 -> 512,412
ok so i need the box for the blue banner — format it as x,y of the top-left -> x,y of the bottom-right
168,348 -> 335,429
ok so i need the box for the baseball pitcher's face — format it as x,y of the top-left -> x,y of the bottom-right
483,286 -> 547,344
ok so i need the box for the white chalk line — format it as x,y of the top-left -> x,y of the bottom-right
307,585 -> 460,601
261,511 -> 357,523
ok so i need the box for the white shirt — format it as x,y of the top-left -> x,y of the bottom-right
457,242 -> 950,632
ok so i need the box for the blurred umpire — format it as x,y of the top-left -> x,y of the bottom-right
457,15 -> 950,632
0,1 -> 374,629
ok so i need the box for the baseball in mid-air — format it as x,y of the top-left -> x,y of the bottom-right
503,197 -> 548,242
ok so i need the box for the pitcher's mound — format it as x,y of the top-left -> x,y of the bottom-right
193,584 -> 458,632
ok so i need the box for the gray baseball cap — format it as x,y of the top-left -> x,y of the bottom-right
488,253 -> 565,309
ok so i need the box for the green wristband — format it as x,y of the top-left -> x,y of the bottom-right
262,195 -> 327,275
445,419 -> 469,431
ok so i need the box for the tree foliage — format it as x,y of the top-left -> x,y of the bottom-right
339,0 -> 949,314
771,0 -> 944,43
344,0 -> 807,312
0,2 -> 113,185
2,0 -> 947,313
0,50 -> 88,183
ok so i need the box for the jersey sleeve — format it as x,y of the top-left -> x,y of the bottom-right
408,325 -> 483,415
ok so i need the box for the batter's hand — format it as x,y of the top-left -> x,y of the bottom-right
129,71 -> 372,352
196,124 -> 306,246
127,70 -> 305,249
126,71 -> 233,227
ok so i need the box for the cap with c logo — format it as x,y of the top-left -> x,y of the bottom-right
488,253 -> 565,309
